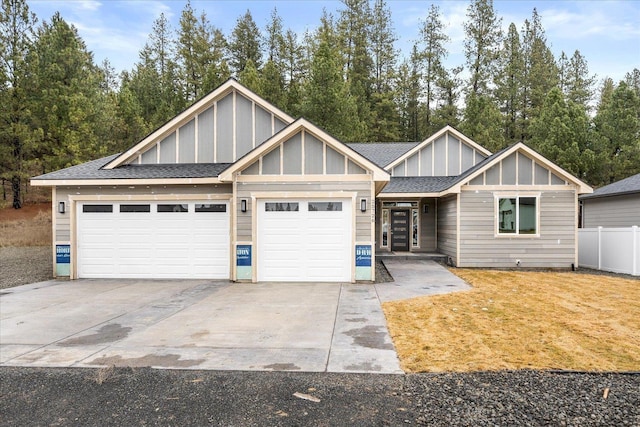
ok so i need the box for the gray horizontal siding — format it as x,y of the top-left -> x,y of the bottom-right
54,184 -> 232,242
236,180 -> 373,243
458,190 -> 576,268
436,195 -> 457,263
582,195 -> 640,228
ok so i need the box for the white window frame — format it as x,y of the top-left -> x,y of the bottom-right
494,193 -> 540,238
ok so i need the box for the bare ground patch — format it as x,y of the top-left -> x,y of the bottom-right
383,270 -> 640,373
0,204 -> 51,247
0,246 -> 53,289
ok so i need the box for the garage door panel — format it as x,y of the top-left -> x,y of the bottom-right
77,201 -> 230,279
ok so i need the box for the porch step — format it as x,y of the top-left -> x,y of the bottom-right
376,252 -> 448,262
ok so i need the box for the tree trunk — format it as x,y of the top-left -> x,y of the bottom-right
12,175 -> 22,209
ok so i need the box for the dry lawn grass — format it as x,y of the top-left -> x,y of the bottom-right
0,209 -> 51,247
383,269 -> 640,373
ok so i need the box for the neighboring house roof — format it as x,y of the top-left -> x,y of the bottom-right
31,154 -> 231,184
380,176 -> 459,194
580,173 -> 640,200
346,142 -> 419,168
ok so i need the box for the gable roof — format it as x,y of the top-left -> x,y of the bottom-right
346,142 -> 420,168
380,176 -> 459,195
580,173 -> 640,200
385,125 -> 493,171
31,154 -> 231,186
218,118 -> 390,182
103,78 -> 295,170
441,142 -> 593,195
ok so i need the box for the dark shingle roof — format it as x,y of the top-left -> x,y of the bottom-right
347,142 -> 419,168
381,176 -> 460,193
32,154 -> 232,181
580,173 -> 640,199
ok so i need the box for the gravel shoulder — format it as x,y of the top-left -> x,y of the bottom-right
0,246 -> 52,290
1,367 -> 638,426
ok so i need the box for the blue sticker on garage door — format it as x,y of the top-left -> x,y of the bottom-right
236,245 -> 251,266
355,245 -> 372,267
56,245 -> 71,264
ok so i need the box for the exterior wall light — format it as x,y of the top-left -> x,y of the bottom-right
423,204 -> 428,214
58,201 -> 66,214
360,198 -> 367,212
241,199 -> 247,213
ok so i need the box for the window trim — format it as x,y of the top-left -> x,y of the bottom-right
494,193 -> 540,238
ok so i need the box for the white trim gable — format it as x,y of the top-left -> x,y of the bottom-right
103,79 -> 295,170
443,142 -> 593,195
218,118 -> 390,182
385,125 -> 493,171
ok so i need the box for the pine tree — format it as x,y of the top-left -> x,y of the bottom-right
593,81 -> 640,184
396,45 -> 421,141
432,65 -> 463,130
229,9 -> 262,75
280,28 -> 305,115
565,50 -> 595,108
520,8 -> 558,141
494,23 -> 524,143
237,58 -> 262,94
129,13 -> 181,128
369,0 -> 399,141
27,13 -> 106,172
302,15 -> 364,141
461,93 -> 505,152
419,4 -> 449,135
464,0 -> 502,98
337,0 -> 373,138
0,0 -> 37,208
529,87 -> 593,179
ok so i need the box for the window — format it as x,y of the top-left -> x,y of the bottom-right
82,204 -> 112,213
308,202 -> 342,211
382,201 -> 418,208
497,196 -> 537,235
158,204 -> 188,213
412,208 -> 419,247
195,203 -> 226,213
120,204 -> 150,213
265,202 -> 299,212
382,209 -> 389,247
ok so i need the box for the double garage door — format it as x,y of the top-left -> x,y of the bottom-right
257,199 -> 352,282
77,201 -> 229,279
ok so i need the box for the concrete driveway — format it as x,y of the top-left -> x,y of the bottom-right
1,279 -> 402,373
1,260 -> 471,373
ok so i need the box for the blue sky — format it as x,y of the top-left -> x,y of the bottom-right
29,0 -> 640,86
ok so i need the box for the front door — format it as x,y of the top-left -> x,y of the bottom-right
391,209 -> 410,251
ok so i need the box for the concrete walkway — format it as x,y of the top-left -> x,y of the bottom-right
0,261 -> 469,374
375,259 -> 472,302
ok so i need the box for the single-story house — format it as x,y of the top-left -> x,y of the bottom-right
31,79 -> 592,282
579,173 -> 640,228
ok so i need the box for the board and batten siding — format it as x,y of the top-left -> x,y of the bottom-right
135,89 -> 287,165
235,180 -> 374,243
240,130 -> 367,177
54,185 -> 232,242
458,190 -> 576,268
436,195 -> 458,263
391,133 -> 487,177
582,194 -> 640,228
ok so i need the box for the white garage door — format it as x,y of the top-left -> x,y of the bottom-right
257,199 -> 352,282
77,201 -> 229,279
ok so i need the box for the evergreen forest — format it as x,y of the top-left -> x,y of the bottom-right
2,0 -> 639,208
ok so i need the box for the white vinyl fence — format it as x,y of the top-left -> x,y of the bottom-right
578,226 -> 639,276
